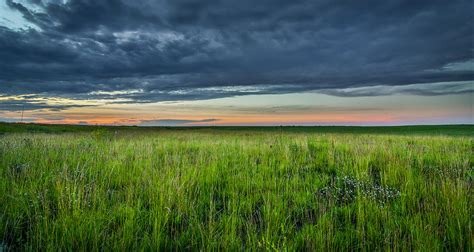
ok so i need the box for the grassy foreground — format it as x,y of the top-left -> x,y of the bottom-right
0,124 -> 472,250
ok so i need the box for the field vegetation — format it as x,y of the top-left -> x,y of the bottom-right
0,123 -> 472,250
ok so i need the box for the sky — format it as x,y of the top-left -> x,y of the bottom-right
0,0 -> 472,126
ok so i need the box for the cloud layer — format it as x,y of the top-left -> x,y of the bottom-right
1,0 -> 473,105
139,118 -> 219,126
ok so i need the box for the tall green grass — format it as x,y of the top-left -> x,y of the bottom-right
0,128 -> 472,250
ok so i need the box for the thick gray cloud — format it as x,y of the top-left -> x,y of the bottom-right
0,0 -> 473,104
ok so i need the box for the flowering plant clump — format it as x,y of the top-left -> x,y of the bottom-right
318,175 -> 400,206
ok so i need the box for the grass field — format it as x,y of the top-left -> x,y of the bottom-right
0,123 -> 472,250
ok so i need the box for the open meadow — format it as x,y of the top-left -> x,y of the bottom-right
0,123 -> 472,250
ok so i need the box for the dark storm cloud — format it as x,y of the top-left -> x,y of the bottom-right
0,0 -> 473,102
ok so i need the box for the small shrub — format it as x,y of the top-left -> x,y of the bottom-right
9,162 -> 30,177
